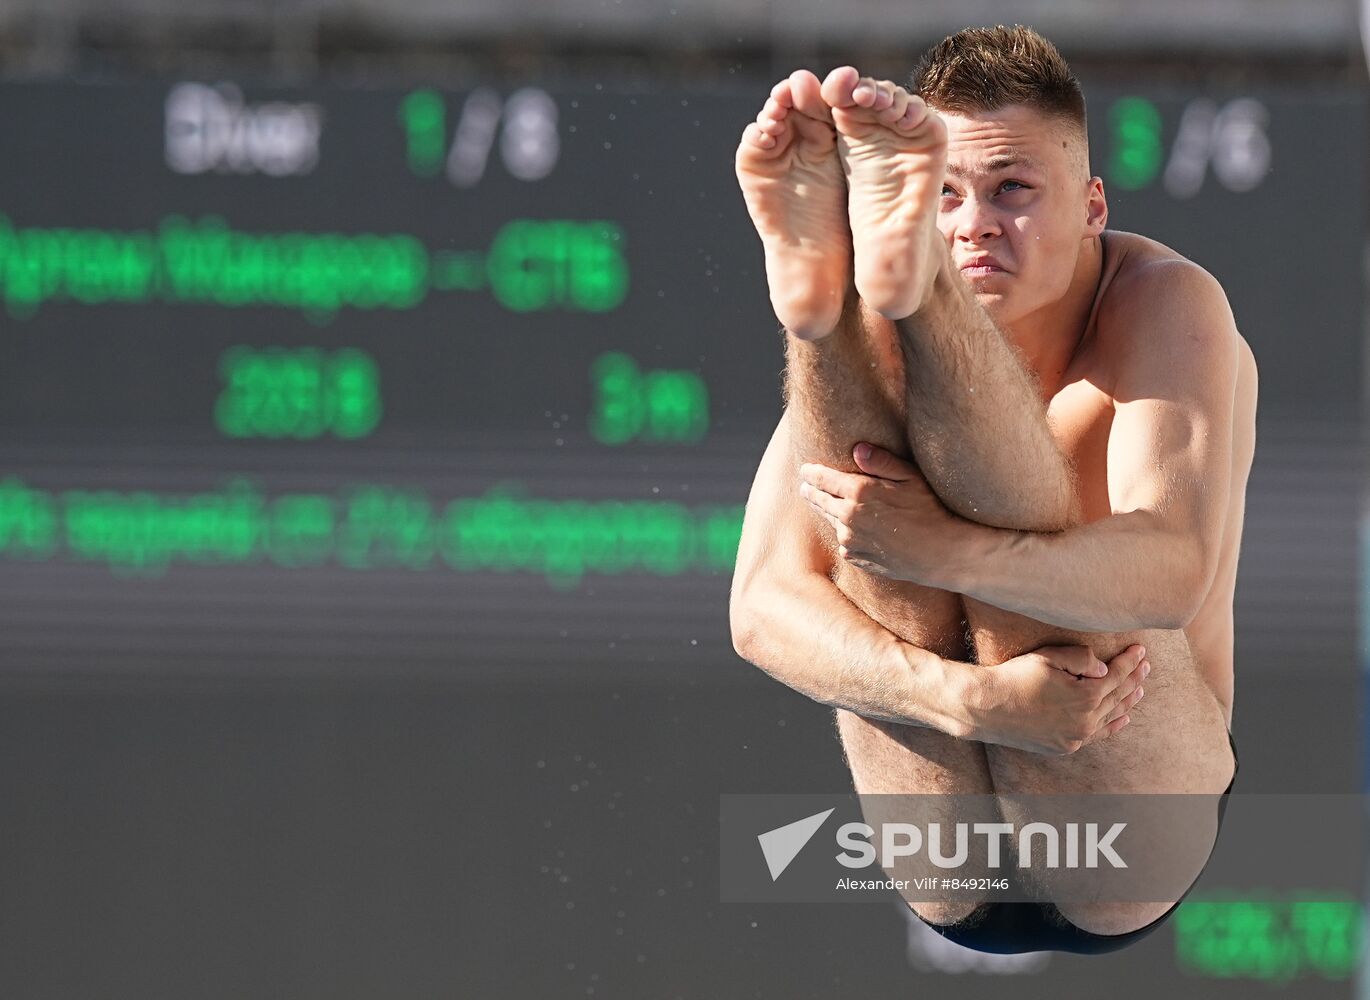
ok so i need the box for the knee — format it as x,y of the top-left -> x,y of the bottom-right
1052,899 -> 1177,937
907,899 -> 986,927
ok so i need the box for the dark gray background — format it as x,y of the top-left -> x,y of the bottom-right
0,78 -> 1362,997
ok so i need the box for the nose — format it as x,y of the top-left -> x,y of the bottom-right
950,192 -> 1003,244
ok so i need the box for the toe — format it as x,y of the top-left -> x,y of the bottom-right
787,68 -> 821,96
757,114 -> 786,137
851,77 -> 879,108
742,121 -> 776,150
820,66 -> 860,108
868,80 -> 895,111
762,96 -> 787,120
770,78 -> 794,108
789,69 -> 833,123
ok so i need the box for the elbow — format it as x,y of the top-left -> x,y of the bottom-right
1150,600 -> 1200,632
1148,559 -> 1209,631
729,583 -> 760,660
729,607 -> 755,659
1169,581 -> 1208,631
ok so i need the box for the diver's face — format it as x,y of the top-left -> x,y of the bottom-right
936,104 -> 1104,329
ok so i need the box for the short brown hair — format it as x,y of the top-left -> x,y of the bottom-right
912,25 -> 1086,137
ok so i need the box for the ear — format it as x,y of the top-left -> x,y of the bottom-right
1083,176 -> 1107,237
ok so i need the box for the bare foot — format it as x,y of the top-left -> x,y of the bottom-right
821,67 -> 946,321
735,70 -> 852,340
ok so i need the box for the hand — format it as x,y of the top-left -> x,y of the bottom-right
965,643 -> 1150,756
798,442 -> 963,584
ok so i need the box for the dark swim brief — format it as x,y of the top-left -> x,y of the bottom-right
913,728 -> 1240,956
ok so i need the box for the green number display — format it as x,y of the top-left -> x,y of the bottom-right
216,346 -> 382,439
1108,97 -> 1164,191
589,351 -> 708,445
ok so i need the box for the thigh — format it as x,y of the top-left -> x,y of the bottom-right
832,564 -> 991,795
979,626 -> 1235,936
979,625 -> 1233,797
830,564 -> 998,924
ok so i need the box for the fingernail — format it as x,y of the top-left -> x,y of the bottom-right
1136,645 -> 1146,659
1143,662 -> 1151,677
1137,686 -> 1144,699
854,443 -> 872,461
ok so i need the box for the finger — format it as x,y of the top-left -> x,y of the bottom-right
811,506 -> 842,534
799,481 -> 855,523
1100,679 -> 1145,728
1040,645 -> 1107,678
1084,711 -> 1131,746
852,442 -> 917,481
1104,644 -> 1148,690
799,462 -> 865,499
841,550 -> 890,575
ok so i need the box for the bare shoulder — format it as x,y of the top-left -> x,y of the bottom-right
1094,230 -> 1248,380
1099,229 -> 1228,318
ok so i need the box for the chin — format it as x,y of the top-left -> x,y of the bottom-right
974,291 -> 1011,314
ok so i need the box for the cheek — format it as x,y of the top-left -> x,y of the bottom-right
1014,220 -> 1072,267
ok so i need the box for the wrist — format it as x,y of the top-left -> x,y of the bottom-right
893,641 -> 977,739
936,518 -> 1011,595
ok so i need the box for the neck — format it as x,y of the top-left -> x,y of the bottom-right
1004,235 -> 1105,399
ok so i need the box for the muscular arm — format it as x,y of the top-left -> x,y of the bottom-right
729,407 -> 972,735
918,261 -> 1241,631
733,407 -> 1149,754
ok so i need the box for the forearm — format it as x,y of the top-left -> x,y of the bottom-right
938,510 -> 1207,632
731,571 -> 972,735
894,238 -> 1078,531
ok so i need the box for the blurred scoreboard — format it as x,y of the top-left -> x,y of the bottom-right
0,77 -> 1360,677
0,74 -> 1363,1000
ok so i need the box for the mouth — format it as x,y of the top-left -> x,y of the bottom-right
959,256 -> 1007,276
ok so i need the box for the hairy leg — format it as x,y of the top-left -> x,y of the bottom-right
785,291 -> 996,924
